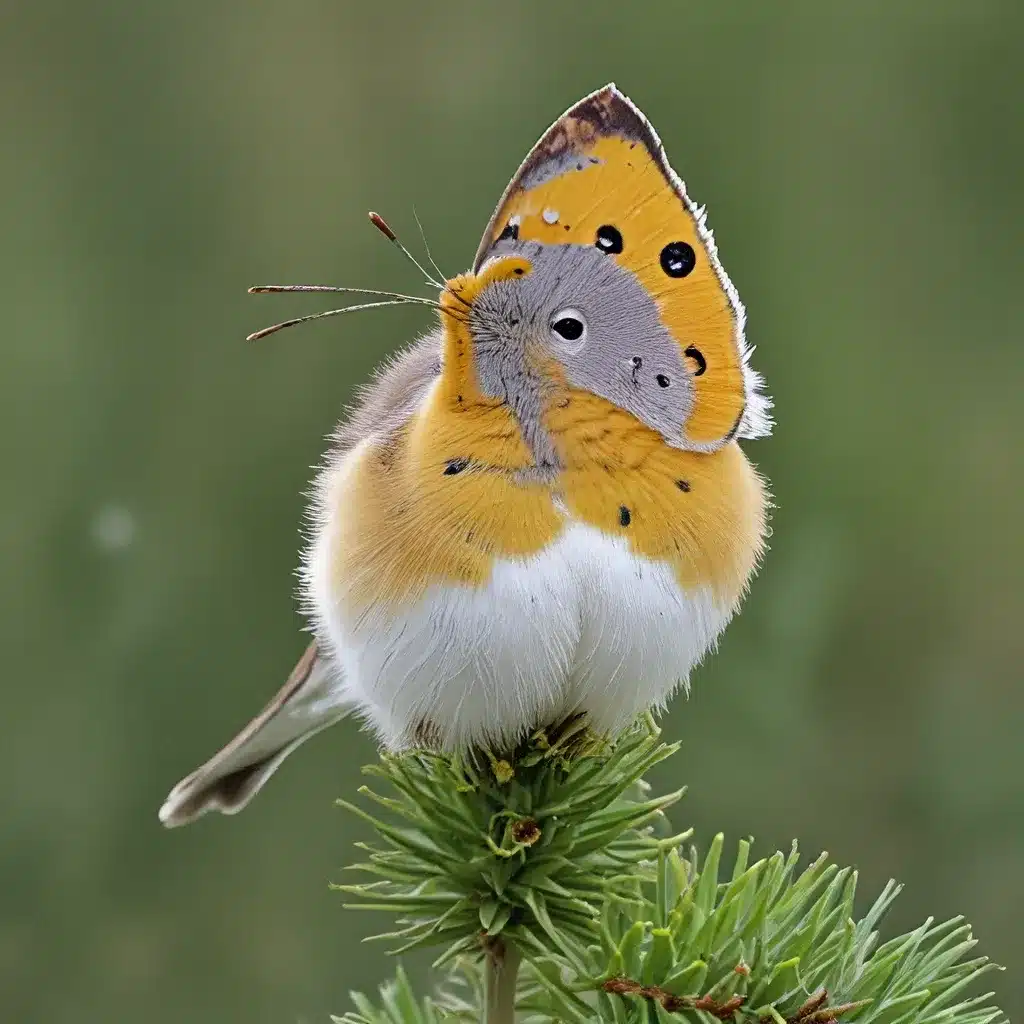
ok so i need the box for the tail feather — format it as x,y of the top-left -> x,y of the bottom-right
159,642 -> 349,827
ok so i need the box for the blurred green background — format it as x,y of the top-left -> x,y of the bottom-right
2,1 -> 1021,1021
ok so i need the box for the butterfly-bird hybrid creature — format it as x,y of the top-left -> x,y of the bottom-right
159,84 -> 772,827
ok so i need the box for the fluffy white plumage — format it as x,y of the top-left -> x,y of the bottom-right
307,458 -> 733,751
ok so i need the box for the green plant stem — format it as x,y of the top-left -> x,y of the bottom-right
484,938 -> 521,1024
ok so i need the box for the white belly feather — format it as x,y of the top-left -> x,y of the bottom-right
308,519 -> 733,750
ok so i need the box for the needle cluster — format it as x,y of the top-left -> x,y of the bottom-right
332,718 -> 1005,1024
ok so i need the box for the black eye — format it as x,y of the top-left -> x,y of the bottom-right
595,225 -> 623,254
552,317 -> 584,341
550,308 -> 587,348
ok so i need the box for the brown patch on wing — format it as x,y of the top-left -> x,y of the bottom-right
473,84 -> 663,270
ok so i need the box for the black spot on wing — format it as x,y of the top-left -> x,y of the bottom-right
661,241 -> 696,277
596,225 -> 623,254
684,346 -> 707,376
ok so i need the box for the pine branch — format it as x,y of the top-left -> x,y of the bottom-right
332,718 -> 1005,1024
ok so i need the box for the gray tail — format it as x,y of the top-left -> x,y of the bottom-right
158,642 -> 348,827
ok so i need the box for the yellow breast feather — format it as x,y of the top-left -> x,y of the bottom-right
546,388 -> 768,605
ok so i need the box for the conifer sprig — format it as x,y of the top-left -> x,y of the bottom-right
333,719 -> 1005,1024
335,715 -> 683,969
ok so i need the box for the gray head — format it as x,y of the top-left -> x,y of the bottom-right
467,239 -> 696,468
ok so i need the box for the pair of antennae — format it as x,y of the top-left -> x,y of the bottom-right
246,211 -> 447,343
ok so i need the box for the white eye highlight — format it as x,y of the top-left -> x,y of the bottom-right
549,308 -> 587,353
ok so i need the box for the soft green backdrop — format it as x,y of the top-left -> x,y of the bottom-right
2,2 -> 1021,1021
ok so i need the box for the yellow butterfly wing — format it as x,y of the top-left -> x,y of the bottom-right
474,84 -> 769,448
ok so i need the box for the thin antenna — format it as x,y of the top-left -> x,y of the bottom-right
249,284 -> 437,304
246,299 -> 428,343
413,207 -> 446,284
369,211 -> 444,289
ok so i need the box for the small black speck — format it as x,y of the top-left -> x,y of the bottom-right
457,394 -> 463,403
676,479 -> 691,492
444,458 -> 469,475
629,142 -> 637,150
509,316 -> 520,326
576,162 -> 584,171
590,155 -> 601,163
564,224 -> 571,231
631,355 -> 643,368
513,268 -> 524,275
656,373 -> 671,388
619,505 -> 631,527
465,529 -> 475,542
